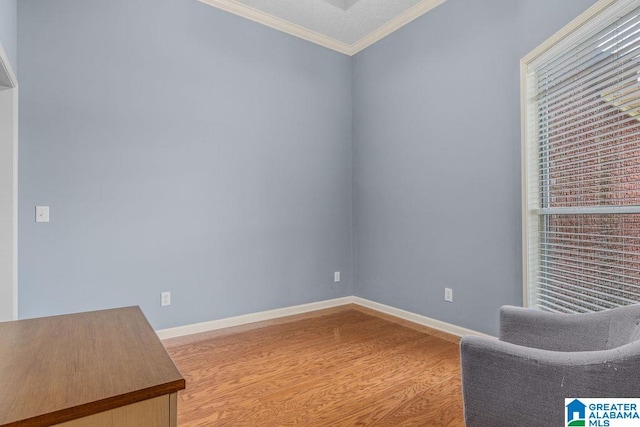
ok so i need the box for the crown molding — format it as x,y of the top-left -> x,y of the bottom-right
350,0 -> 447,54
198,0 -> 448,56
198,0 -> 353,55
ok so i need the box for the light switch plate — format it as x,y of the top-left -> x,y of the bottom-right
444,288 -> 453,302
35,206 -> 50,223
161,291 -> 171,307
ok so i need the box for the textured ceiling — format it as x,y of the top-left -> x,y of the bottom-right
199,0 -> 447,55
321,0 -> 361,11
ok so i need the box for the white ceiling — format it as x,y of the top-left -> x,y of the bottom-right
320,0 -> 361,11
199,0 -> 447,55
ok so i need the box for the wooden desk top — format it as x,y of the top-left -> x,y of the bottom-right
0,306 -> 185,427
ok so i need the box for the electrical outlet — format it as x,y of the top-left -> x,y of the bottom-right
161,291 -> 171,307
334,271 -> 340,283
444,288 -> 453,303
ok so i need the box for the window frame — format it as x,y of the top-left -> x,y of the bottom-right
521,0 -> 640,310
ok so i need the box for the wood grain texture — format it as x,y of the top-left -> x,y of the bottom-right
164,304 -> 464,426
0,306 -> 185,427
55,395 -> 169,427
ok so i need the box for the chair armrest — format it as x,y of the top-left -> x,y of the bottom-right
460,336 -> 640,426
499,306 -> 610,351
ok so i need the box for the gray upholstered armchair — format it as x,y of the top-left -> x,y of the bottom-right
460,304 -> 640,426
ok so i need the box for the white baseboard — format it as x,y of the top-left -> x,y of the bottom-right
156,296 -> 355,340
156,296 -> 491,340
351,297 -> 493,338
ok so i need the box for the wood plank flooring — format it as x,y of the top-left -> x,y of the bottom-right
163,304 -> 464,426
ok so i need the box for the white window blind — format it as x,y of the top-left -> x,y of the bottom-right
524,0 -> 640,313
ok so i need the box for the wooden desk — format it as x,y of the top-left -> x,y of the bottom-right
0,307 -> 185,426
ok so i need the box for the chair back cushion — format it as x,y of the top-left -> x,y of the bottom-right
607,304 -> 640,349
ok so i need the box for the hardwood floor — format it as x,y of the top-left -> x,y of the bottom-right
163,304 -> 464,426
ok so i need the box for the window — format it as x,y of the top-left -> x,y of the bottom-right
523,0 -> 640,313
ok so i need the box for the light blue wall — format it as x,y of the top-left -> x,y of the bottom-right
17,0 -> 353,329
352,0 -> 598,335
0,0 -> 17,71
17,0 -> 601,334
